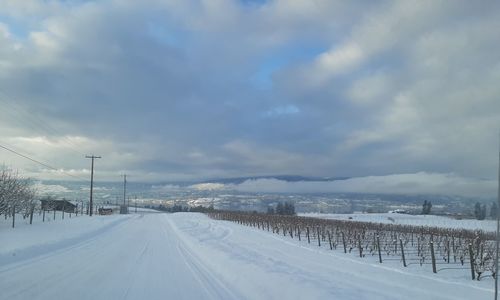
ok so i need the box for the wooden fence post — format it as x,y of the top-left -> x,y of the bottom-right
447,239 -> 450,264
430,242 -> 437,274
377,235 -> 382,263
452,237 -> 456,263
43,209 -> 45,222
328,231 -> 333,250
12,205 -> 15,228
317,227 -> 321,247
400,239 -> 406,267
307,227 -> 310,244
358,235 -> 363,257
29,205 -> 34,225
468,243 -> 476,280
342,232 -> 347,253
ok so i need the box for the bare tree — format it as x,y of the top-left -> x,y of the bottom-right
0,168 -> 37,218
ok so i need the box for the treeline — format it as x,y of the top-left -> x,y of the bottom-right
473,202 -> 498,220
0,168 -> 37,217
267,201 -> 296,215
155,204 -> 216,213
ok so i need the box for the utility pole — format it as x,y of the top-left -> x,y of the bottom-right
123,174 -> 127,206
495,135 -> 500,300
120,174 -> 128,214
85,155 -> 101,216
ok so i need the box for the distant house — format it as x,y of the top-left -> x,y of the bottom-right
40,199 -> 77,213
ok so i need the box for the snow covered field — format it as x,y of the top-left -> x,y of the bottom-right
0,212 -> 494,299
300,212 -> 496,232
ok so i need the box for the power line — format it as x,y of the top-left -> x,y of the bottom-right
0,89 -> 87,157
0,142 -> 88,181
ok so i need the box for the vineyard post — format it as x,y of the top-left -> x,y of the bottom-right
29,204 -> 34,225
342,232 -> 347,253
43,209 -> 45,222
446,239 -> 450,264
53,209 -> 56,220
400,239 -> 406,267
394,239 -> 397,255
430,241 -> 437,273
12,205 -> 15,228
469,243 -> 476,280
358,235 -> 363,258
452,237 -> 456,263
307,227 -> 310,244
298,227 -> 301,241
377,235 -> 382,263
328,231 -> 333,250
289,227 -> 293,239
62,204 -> 65,220
317,227 -> 321,247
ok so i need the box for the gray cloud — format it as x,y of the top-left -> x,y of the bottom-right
0,0 -> 499,189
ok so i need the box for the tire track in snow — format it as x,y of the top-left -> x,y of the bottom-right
161,216 -> 241,300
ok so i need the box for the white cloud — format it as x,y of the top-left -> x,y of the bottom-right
229,172 -> 497,198
33,181 -> 70,195
189,183 -> 226,191
308,42 -> 364,86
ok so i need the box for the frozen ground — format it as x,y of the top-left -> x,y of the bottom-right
0,212 -> 494,300
300,212 -> 496,232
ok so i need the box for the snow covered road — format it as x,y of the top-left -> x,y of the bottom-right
0,213 -> 237,300
0,213 -> 494,299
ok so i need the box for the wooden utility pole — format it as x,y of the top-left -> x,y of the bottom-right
495,140 -> 500,300
86,155 -> 101,216
119,174 -> 129,214
123,174 -> 127,206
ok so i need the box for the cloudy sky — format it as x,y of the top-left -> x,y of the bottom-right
0,0 -> 499,188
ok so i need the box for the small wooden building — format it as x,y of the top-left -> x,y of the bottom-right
98,208 -> 113,215
40,199 -> 77,213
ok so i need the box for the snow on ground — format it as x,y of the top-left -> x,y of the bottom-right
0,211 -> 130,266
299,212 -> 496,232
0,212 -> 494,300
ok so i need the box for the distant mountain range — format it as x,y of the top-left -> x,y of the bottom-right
200,175 -> 350,185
